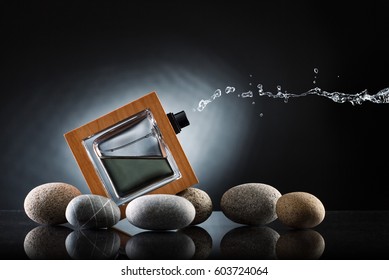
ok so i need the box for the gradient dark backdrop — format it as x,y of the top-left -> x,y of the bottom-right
1,1 -> 388,211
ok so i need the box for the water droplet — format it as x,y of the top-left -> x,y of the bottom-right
241,91 -> 253,98
252,101 -> 255,104
196,99 -> 212,112
313,80 -> 316,84
249,82 -> 252,86
249,74 -> 253,77
314,68 -> 319,74
225,86 -> 235,94
259,113 -> 263,117
211,89 -> 222,100
277,85 -> 282,93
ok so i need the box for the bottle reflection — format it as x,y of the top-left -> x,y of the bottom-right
65,229 -> 120,259
220,226 -> 280,259
276,229 -> 325,259
126,231 -> 195,259
179,226 -> 213,259
24,225 -> 72,260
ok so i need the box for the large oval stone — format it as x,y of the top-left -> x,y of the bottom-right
24,182 -> 81,225
125,194 -> 195,230
276,192 -> 325,229
220,183 -> 282,225
177,187 -> 213,225
65,194 -> 121,229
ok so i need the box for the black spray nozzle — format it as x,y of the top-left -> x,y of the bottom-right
167,111 -> 190,134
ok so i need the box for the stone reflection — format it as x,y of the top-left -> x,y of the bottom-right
276,229 -> 325,259
179,226 -> 213,259
220,226 -> 279,259
24,225 -> 72,259
112,229 -> 132,260
126,231 -> 195,259
65,229 -> 120,259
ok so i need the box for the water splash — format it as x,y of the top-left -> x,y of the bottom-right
260,87 -> 389,105
194,70 -> 389,111
195,86 -> 389,111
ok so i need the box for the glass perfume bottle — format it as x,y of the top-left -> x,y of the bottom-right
65,92 -> 198,213
83,109 -> 188,205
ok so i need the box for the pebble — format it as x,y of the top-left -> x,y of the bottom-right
276,230 -> 325,259
65,229 -> 120,259
220,183 -> 282,225
126,231 -> 195,259
65,194 -> 121,229
177,187 -> 213,225
276,192 -> 325,229
125,194 -> 195,230
24,182 -> 81,225
220,226 -> 279,259
24,226 -> 72,259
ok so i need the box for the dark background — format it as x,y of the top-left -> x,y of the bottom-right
1,1 -> 388,211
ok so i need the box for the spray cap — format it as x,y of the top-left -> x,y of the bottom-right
167,111 -> 190,134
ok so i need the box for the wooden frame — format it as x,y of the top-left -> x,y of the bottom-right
64,92 -> 199,218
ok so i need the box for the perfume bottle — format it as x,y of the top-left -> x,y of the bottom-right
83,109 -> 188,205
65,92 -> 198,214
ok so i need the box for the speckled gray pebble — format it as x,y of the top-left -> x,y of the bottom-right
65,229 -> 120,259
126,194 -> 195,230
126,231 -> 195,259
220,183 -> 282,225
177,187 -> 213,225
65,194 -> 121,229
220,226 -> 280,259
276,192 -> 325,229
24,226 -> 72,259
24,182 -> 81,225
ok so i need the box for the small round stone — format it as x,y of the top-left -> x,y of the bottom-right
220,183 -> 282,225
65,229 -> 120,259
276,230 -> 325,259
177,187 -> 213,225
126,231 -> 195,259
65,194 -> 121,229
220,226 -> 280,259
24,226 -> 72,259
276,192 -> 325,229
125,194 -> 195,230
24,182 -> 81,225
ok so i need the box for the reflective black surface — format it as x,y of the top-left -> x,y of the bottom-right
1,210 -> 388,260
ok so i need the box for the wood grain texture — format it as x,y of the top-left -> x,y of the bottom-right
64,92 -> 199,218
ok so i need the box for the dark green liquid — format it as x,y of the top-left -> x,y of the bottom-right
102,157 -> 174,197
